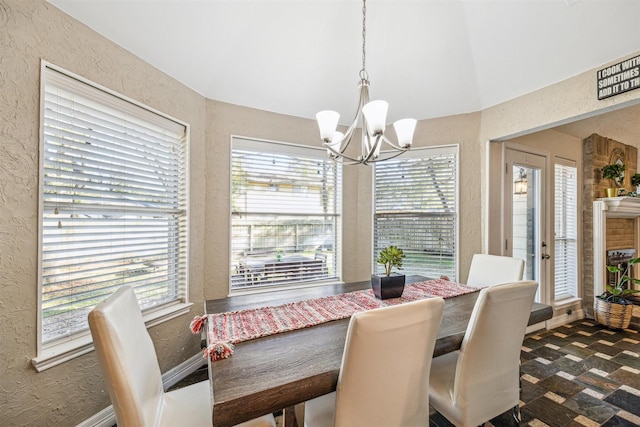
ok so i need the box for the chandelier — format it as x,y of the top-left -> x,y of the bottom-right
315,0 -> 416,165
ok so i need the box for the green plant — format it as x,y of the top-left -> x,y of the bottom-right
598,257 -> 640,304
601,163 -> 626,186
631,173 -> 640,187
376,245 -> 405,277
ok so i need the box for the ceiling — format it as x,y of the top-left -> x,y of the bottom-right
49,0 -> 640,140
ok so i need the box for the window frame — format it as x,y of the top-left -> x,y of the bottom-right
229,135 -> 342,294
33,61 -> 192,372
372,145 -> 459,281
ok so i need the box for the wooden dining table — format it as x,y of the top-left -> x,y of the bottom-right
204,275 -> 553,427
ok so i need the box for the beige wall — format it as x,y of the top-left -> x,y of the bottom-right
482,51 -> 640,256
203,102 -> 482,299
1,0 -> 639,425
0,1 -> 206,424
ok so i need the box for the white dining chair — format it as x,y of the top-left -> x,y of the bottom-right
303,297 -> 445,427
428,280 -> 538,427
466,254 -> 525,288
88,286 -> 276,427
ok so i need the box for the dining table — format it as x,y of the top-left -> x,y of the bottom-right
204,275 -> 553,427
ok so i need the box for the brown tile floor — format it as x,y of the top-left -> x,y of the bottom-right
431,320 -> 640,427
174,320 -> 640,427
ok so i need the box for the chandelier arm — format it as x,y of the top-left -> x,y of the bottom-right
366,149 -> 409,163
379,134 -> 409,151
362,133 -> 382,164
358,82 -> 371,156
336,115 -> 361,155
324,143 -> 366,163
337,80 -> 368,156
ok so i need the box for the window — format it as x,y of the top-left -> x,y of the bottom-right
554,159 -> 578,300
373,146 -> 458,280
231,137 -> 341,290
35,63 -> 189,370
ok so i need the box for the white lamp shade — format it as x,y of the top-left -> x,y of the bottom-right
326,131 -> 344,155
362,100 -> 388,135
393,118 -> 417,148
316,110 -> 340,141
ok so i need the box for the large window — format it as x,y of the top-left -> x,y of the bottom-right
231,137 -> 341,290
373,146 -> 458,280
36,63 -> 189,370
554,159 -> 578,300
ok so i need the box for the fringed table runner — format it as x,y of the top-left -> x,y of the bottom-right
190,278 -> 478,361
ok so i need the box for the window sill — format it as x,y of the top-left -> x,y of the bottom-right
554,296 -> 582,310
32,301 -> 193,372
228,279 -> 344,297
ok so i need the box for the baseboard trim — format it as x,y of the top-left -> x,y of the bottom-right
76,353 -> 206,427
163,352 -> 207,389
547,308 -> 585,329
75,406 -> 115,427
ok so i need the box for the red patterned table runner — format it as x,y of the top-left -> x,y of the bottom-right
191,279 -> 478,360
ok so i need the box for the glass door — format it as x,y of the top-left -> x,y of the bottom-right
504,149 -> 549,308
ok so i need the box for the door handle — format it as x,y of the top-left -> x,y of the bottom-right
541,242 -> 550,260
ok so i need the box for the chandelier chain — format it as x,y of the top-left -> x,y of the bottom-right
361,0 -> 367,77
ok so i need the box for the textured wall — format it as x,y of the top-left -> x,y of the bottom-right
0,1 -> 206,425
481,51 -> 640,258
2,0 -> 639,425
204,101 -> 483,298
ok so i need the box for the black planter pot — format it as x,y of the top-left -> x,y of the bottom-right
371,274 -> 406,299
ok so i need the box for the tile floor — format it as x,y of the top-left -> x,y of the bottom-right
435,320 -> 640,427
174,320 -> 640,427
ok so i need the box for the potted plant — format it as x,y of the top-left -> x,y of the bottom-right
601,163 -> 625,197
631,173 -> 640,194
372,245 -> 406,299
594,257 -> 640,329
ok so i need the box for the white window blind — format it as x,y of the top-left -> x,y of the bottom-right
231,137 -> 341,290
554,159 -> 578,300
39,65 -> 188,346
374,146 -> 458,280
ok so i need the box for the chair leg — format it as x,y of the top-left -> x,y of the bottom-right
512,404 -> 521,424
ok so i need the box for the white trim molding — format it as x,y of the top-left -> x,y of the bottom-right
593,197 -> 640,298
76,353 -> 206,427
33,302 -> 193,372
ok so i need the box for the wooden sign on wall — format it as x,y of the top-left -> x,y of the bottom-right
597,55 -> 640,100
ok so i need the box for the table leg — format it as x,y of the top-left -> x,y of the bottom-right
282,406 -> 299,427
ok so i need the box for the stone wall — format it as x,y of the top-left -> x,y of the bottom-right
607,218 -> 637,250
582,134 -> 638,317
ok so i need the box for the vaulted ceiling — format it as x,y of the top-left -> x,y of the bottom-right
49,0 -> 640,141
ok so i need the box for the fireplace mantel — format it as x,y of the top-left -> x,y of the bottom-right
596,197 -> 640,217
593,197 -> 640,298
